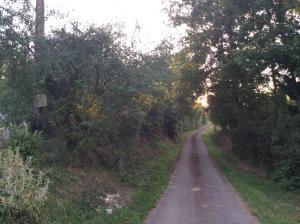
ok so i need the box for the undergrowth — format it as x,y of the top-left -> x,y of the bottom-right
40,139 -> 182,224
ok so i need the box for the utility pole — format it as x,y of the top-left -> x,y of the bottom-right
35,0 -> 45,39
33,0 -> 47,131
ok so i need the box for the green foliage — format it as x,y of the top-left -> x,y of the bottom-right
38,139 -> 182,224
271,113 -> 300,189
0,0 -> 181,169
38,27 -> 181,162
6,123 -> 42,160
0,0 -> 35,123
0,148 -> 50,224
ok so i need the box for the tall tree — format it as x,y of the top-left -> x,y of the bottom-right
169,0 -> 300,188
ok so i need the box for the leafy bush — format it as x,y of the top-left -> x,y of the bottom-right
272,160 -> 300,190
271,116 -> 300,189
0,148 -> 50,224
6,123 -> 42,160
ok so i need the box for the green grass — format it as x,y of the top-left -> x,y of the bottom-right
41,139 -> 182,224
202,128 -> 300,224
90,140 -> 182,224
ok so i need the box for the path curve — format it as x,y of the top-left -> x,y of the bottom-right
145,128 -> 259,224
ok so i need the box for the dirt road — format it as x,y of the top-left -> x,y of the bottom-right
145,128 -> 259,224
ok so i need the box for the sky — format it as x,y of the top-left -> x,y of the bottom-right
34,0 -> 184,52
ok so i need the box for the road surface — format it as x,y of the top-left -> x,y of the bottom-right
145,128 -> 259,224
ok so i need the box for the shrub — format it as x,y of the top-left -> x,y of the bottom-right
272,123 -> 300,189
0,148 -> 50,224
272,160 -> 300,190
6,123 -> 42,160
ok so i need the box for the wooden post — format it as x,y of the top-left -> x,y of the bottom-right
33,0 -> 47,131
35,0 -> 45,39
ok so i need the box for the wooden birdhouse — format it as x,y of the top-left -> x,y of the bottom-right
34,94 -> 47,108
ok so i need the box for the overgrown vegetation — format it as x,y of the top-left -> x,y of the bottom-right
6,123 -> 42,160
34,139 -> 182,224
168,0 -> 300,189
0,148 -> 50,224
89,140 -> 183,224
203,128 -> 300,224
0,0 -> 201,163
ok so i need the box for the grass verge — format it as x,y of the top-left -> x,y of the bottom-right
41,138 -> 182,224
90,140 -> 182,224
202,128 -> 300,224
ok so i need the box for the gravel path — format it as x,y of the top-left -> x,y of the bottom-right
145,128 -> 259,224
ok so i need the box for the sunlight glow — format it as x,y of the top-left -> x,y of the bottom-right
196,95 -> 209,108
